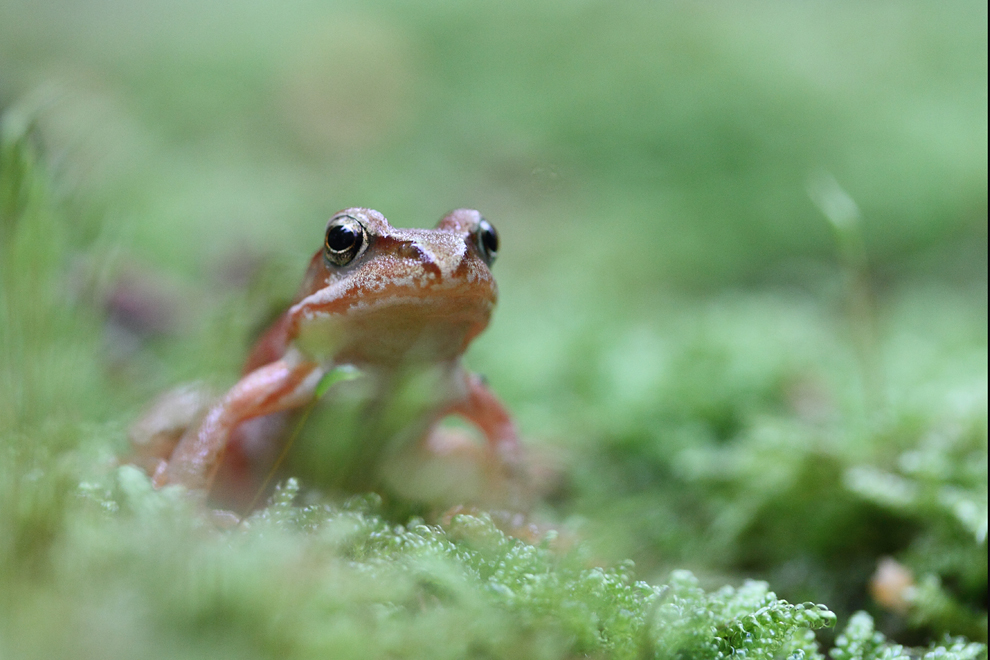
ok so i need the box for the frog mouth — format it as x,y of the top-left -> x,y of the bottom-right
336,288 -> 497,341
290,280 -> 497,365
291,266 -> 497,322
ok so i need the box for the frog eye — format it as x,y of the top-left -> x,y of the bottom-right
473,217 -> 498,266
324,215 -> 368,267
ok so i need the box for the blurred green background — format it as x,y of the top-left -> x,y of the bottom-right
0,0 -> 986,655
2,0 -> 985,284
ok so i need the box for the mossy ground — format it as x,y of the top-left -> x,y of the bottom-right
1,2 -> 986,658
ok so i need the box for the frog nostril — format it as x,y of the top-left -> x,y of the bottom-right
397,243 -> 422,259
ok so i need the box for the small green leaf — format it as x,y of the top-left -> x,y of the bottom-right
315,364 -> 362,398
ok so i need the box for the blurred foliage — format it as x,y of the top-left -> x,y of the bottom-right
831,611 -> 985,660
0,1 -> 987,658
0,0 -> 985,285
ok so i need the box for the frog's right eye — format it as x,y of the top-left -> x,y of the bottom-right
473,217 -> 498,266
325,215 -> 368,267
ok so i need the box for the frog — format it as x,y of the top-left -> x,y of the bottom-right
128,208 -> 525,514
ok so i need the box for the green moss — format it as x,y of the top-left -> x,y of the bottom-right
832,611 -> 986,660
64,471 -> 841,660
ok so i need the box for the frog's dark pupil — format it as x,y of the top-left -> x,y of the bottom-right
481,227 -> 498,255
327,224 -> 358,252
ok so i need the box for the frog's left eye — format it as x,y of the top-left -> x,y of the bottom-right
473,217 -> 498,266
325,215 -> 368,267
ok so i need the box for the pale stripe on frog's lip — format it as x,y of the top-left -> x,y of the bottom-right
290,254 -> 495,322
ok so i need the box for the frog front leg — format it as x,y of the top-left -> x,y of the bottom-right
159,355 -> 325,493
128,383 -> 214,478
449,371 -> 520,463
417,370 -> 528,508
